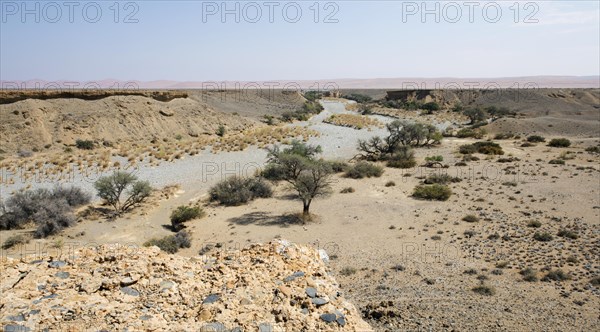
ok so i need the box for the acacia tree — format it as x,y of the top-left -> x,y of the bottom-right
463,108 -> 486,124
94,171 -> 152,215
357,120 -> 441,160
266,141 -> 332,219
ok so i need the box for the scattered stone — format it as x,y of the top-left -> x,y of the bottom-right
200,322 -> 226,331
120,277 -> 137,287
312,298 -> 329,306
202,294 -> 220,304
320,313 -> 337,323
283,271 -> 305,282
120,287 -> 140,297
159,280 -> 175,291
305,287 -> 317,298
48,261 -> 66,268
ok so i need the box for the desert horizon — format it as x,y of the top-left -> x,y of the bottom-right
2,75 -> 599,90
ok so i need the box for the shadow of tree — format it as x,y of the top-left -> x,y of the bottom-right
228,212 -> 303,228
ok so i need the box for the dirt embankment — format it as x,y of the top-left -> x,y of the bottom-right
380,88 -> 600,136
0,96 -> 255,154
0,90 -> 189,105
0,89 -> 307,155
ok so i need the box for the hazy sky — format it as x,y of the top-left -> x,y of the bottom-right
1,1 -> 599,81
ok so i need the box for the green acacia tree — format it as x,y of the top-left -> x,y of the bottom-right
94,171 -> 152,215
266,141 -> 332,219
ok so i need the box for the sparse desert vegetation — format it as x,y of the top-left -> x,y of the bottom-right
1,89 -> 599,331
209,176 -> 273,206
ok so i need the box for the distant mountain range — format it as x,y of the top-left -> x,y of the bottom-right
2,76 -> 598,90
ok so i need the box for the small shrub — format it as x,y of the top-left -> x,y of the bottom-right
75,139 -> 95,150
549,159 -> 565,165
488,233 -> 500,240
340,267 -> 357,276
472,285 -> 495,296
527,220 -> 542,228
542,269 -> 571,282
261,164 -> 286,181
527,135 -> 545,143
520,267 -> 538,282
170,206 -> 204,230
209,176 -> 272,206
174,230 -> 192,249
462,154 -> 479,161
247,177 -> 273,198
431,235 -> 441,240
557,229 -> 578,240
494,133 -> 514,140
425,155 -> 443,162
473,141 -> 504,155
590,277 -> 600,286
391,265 -> 405,272
533,232 -> 553,242
457,128 -> 485,139
144,230 -> 191,254
2,186 -> 91,238
464,268 -> 478,275
327,160 -> 350,173
263,115 -> 275,125
387,147 -> 417,169
585,146 -> 600,154
144,236 -> 178,253
216,125 -> 226,136
520,142 -> 535,147
52,186 -> 92,206
495,261 -> 508,269
412,184 -> 452,201
2,234 -> 30,249
459,144 -> 478,154
462,214 -> 479,223
340,187 -> 355,194
421,101 -> 440,113
502,181 -> 518,187
424,174 -> 461,185
385,181 -> 396,187
548,138 -> 571,148
345,162 -> 384,179
463,230 -> 476,238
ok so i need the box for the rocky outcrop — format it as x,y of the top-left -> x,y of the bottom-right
0,240 -> 372,331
